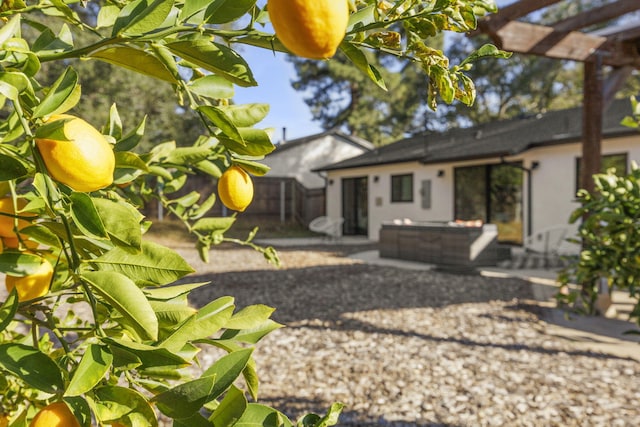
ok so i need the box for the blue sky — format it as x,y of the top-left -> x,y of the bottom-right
233,46 -> 322,142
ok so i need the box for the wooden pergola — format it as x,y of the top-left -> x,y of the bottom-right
474,0 -> 640,193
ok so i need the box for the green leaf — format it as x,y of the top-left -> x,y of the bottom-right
0,252 -> 44,276
116,115 -> 147,151
179,0 -> 212,20
232,159 -> 270,177
167,39 -> 256,87
209,384 -> 247,427
0,289 -> 18,333
224,304 -> 275,330
93,197 -> 143,249
32,25 -> 74,57
220,128 -> 275,156
0,15 -> 21,46
32,66 -> 80,118
200,348 -> 254,399
0,153 -> 28,180
203,0 -> 257,24
105,103 -> 123,140
90,46 -> 177,83
83,271 -> 159,341
123,0 -> 174,35
297,403 -> 344,427
0,343 -> 65,394
112,0 -> 172,35
70,192 -> 109,240
458,43 -> 512,68
144,282 -> 209,301
174,413 -> 213,427
151,300 -> 197,330
160,296 -> 235,352
188,192 -> 217,220
165,145 -> 213,165
234,404 -> 293,427
192,217 -> 235,235
194,159 -> 222,178
198,105 -> 244,145
65,344 -> 113,397
188,75 -> 234,99
91,240 -> 194,286
153,374 -> 218,419
64,396 -> 93,427
217,103 -> 269,128
103,337 -> 189,369
97,4 -> 121,28
0,71 -> 32,101
93,385 -> 158,427
115,151 -> 150,173
220,319 -> 283,344
340,42 -> 386,91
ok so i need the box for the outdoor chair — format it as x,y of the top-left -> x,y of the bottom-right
517,224 -> 580,268
309,216 -> 344,240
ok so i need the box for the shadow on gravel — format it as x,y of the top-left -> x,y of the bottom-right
186,261 -> 632,362
187,263 -> 534,324
258,397 -> 458,427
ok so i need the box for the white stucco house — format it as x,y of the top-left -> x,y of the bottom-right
262,129 -> 374,189
314,99 -> 639,246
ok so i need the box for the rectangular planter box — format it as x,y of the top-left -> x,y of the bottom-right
380,221 -> 499,269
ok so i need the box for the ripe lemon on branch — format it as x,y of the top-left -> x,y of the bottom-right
35,114 -> 115,192
29,402 -> 80,427
0,197 -> 32,239
268,0 -> 350,59
217,165 -> 254,212
5,257 -> 53,302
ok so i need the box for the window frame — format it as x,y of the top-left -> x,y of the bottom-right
390,173 -> 414,203
575,152 -> 628,193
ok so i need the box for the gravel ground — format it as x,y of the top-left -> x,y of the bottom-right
162,239 -> 640,427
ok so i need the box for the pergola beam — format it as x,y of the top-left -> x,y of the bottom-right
552,0 -> 640,32
478,20 -> 640,67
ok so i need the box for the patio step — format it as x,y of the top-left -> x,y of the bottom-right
500,252 -> 571,270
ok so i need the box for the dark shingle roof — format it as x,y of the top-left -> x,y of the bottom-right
315,98 -> 637,172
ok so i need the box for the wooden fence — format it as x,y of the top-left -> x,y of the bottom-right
145,175 -> 326,227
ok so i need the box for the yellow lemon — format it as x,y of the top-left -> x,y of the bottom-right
5,257 -> 53,302
35,114 -> 115,192
268,0 -> 350,59
0,197 -> 31,239
29,402 -> 80,427
217,166 -> 254,212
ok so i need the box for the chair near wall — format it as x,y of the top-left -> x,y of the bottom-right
518,224 -> 580,268
309,216 -> 344,240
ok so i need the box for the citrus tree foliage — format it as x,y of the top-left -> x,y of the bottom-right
0,0 -> 505,425
558,162 -> 640,328
558,97 -> 640,327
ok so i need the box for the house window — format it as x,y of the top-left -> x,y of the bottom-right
391,174 -> 413,202
575,153 -> 627,192
454,164 -> 523,244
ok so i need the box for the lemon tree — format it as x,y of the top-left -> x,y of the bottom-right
0,0 -> 507,425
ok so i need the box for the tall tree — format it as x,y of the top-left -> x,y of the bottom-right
289,48 -> 435,145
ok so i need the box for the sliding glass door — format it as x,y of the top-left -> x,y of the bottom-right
454,164 -> 523,244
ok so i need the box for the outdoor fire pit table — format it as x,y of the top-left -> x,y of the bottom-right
379,220 -> 499,271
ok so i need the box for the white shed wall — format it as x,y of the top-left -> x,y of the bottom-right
264,135 -> 368,189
